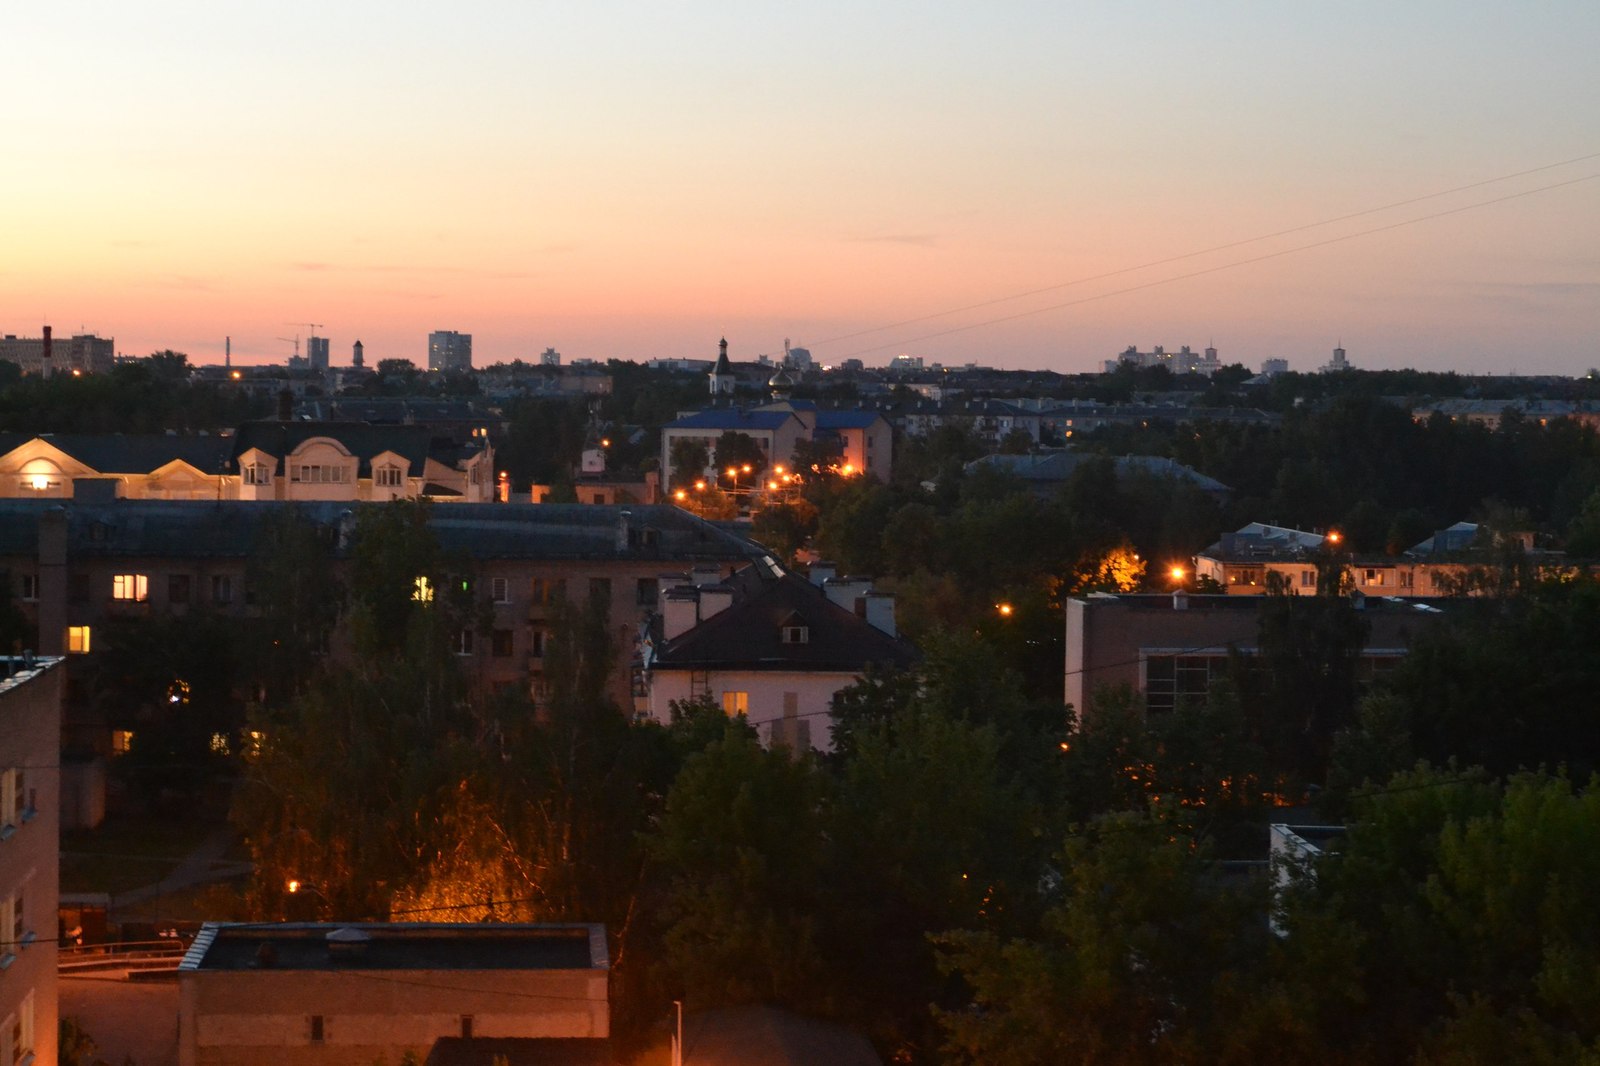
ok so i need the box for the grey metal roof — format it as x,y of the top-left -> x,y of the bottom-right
0,500 -> 766,563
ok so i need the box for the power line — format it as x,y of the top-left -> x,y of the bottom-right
812,150 -> 1600,347
822,169 -> 1600,360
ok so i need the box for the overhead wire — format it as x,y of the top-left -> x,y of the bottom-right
812,149 -> 1600,347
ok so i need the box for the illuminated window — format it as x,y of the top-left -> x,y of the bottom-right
112,573 -> 149,602
413,576 -> 434,602
112,729 -> 134,755
722,691 -> 749,715
67,626 -> 91,654
209,732 -> 231,755
245,731 -> 265,758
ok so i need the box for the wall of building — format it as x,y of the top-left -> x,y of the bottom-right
0,659 -> 63,1066
179,966 -> 606,1066
648,667 -> 855,752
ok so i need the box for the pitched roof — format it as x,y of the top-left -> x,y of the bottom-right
652,567 -> 917,673
0,500 -> 767,564
228,421 -> 444,477
25,434 -> 234,475
663,409 -> 799,432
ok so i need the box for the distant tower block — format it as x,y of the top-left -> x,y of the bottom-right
225,336 -> 231,369
709,337 -> 735,396
540,347 -> 561,367
353,339 -> 365,369
306,335 -> 331,372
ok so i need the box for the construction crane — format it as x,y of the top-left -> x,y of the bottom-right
276,336 -> 300,359
287,321 -> 325,339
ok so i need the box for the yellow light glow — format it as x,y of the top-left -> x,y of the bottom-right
230,370 -> 241,380
1170,566 -> 1186,581
601,438 -> 611,447
28,474 -> 49,491
674,489 -> 687,501
997,603 -> 1014,617
774,465 -> 786,475
841,463 -> 855,476
1327,530 -> 1342,544
741,464 -> 751,473
286,879 -> 302,894
726,467 -> 737,477
767,481 -> 778,491
694,480 -> 706,491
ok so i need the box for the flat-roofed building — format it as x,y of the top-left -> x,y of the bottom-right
177,922 -> 609,1066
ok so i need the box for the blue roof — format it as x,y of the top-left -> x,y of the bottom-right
663,410 -> 797,432
815,411 -> 882,430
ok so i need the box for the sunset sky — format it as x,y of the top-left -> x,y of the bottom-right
7,3 -> 1598,374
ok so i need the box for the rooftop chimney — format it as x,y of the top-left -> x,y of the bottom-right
863,591 -> 897,637
809,561 -> 838,587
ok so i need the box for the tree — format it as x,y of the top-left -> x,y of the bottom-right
712,431 -> 767,488
649,726 -> 833,1007
668,437 -> 710,490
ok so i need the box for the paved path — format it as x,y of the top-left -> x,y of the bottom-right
60,975 -> 179,1066
110,826 -> 253,915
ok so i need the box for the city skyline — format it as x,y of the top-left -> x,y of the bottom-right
7,2 -> 1598,374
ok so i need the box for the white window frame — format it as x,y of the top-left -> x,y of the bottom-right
112,573 -> 149,602
491,577 -> 510,604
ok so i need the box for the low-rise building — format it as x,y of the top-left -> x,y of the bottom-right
642,562 -> 916,750
177,922 -> 609,1066
1064,591 -> 1445,722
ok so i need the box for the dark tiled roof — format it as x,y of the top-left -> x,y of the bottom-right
653,568 -> 917,673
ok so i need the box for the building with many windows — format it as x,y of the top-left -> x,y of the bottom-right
0,656 -> 63,1066
427,331 -> 473,372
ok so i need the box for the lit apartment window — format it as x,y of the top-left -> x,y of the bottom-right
1364,568 -> 1385,586
375,466 -> 403,488
491,577 -> 510,604
67,626 -> 92,654
111,729 -> 134,755
722,691 -> 749,715
112,573 -> 149,602
210,733 -> 231,755
7,991 -> 34,1065
413,576 -> 434,603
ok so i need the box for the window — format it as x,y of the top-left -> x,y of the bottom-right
529,630 -> 546,659
309,1015 -> 325,1043
461,1015 -> 475,1038
375,465 -> 403,488
168,574 -> 191,604
532,577 -> 567,606
781,625 -> 810,645
722,691 -> 749,715
18,574 -> 36,602
244,463 -> 272,486
112,573 -> 149,602
492,629 -> 514,657
1,769 -> 20,829
636,577 -> 658,607
9,889 -> 24,943
209,733 -> 231,755
291,464 -> 348,483
491,577 -> 510,604
211,575 -> 233,605
453,629 -> 474,656
8,993 -> 34,1065
1364,568 -> 1385,586
67,626 -> 91,654
1300,569 -> 1316,588
111,730 -> 133,755
1399,570 -> 1414,589
413,576 -> 434,603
